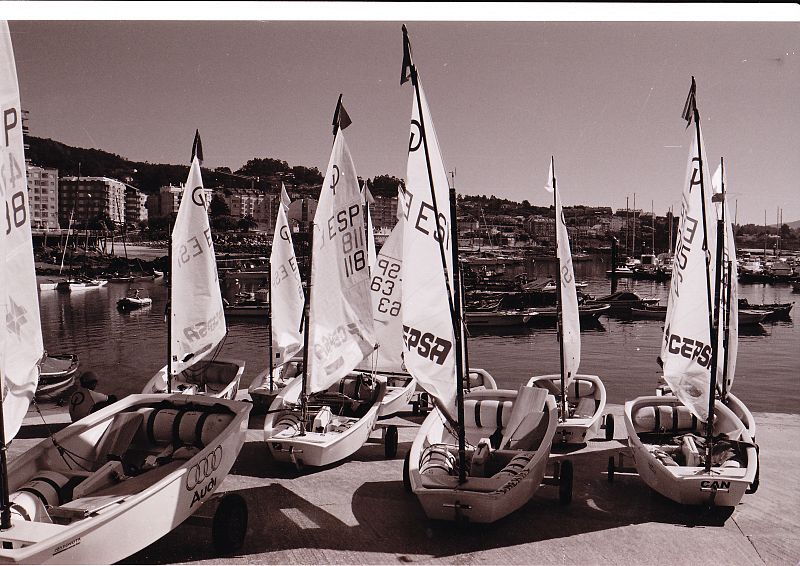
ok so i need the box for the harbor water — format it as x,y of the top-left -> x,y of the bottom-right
37,255 -> 798,414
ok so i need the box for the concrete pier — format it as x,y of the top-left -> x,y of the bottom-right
13,404 -> 798,565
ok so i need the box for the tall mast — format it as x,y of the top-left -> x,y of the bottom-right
552,159 -> 567,423
167,220 -> 173,393
299,198 -> 312,434
688,78 -> 720,472
403,24 -> 465,480
719,161 -> 734,402
267,256 -> 274,392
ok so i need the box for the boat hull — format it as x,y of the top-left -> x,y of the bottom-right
264,374 -> 385,468
377,374 -> 416,418
624,396 -> 757,507
0,394 -> 250,564
35,354 -> 80,402
143,358 -> 245,400
527,374 -> 606,445
408,388 -> 557,523
465,311 -> 532,328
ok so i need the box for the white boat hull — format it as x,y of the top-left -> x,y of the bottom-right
377,374 -> 416,418
264,374 -> 385,468
143,358 -> 245,400
408,388 -> 558,523
527,374 -> 606,445
0,394 -> 250,564
624,396 -> 757,507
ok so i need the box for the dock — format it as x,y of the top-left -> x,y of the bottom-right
13,404 -> 798,565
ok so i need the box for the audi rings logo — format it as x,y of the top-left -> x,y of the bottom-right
185,445 -> 223,490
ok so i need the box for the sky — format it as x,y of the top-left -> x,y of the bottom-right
4,3 -> 799,225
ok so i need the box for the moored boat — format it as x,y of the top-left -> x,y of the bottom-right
35,353 -> 80,402
465,309 -> 534,328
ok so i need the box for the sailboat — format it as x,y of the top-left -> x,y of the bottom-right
620,78 -> 757,507
398,26 -> 563,523
0,25 -> 251,561
263,104 -> 387,469
527,158 -> 608,445
359,185 -> 418,421
141,132 -> 245,399
248,183 -> 305,409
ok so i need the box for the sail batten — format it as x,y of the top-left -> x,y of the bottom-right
170,154 -> 226,374
307,129 -> 376,394
0,21 -> 45,441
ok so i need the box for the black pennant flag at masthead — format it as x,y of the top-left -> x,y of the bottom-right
401,24 -> 415,85
191,129 -> 204,164
332,94 -> 352,137
681,76 -> 697,128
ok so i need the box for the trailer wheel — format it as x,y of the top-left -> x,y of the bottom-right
411,401 -> 419,415
384,425 -> 399,458
559,460 -> 573,505
605,414 -> 615,441
402,451 -> 412,493
607,456 -> 615,483
746,449 -> 760,494
212,493 -> 248,555
419,393 -> 429,413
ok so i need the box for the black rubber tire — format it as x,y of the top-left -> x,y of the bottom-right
559,460 -> 573,505
605,414 -> 615,441
746,447 -> 760,494
212,493 -> 248,555
607,456 -> 615,483
402,451 -> 412,493
384,425 -> 399,459
411,401 -> 419,416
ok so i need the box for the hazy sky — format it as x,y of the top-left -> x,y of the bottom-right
5,5 -> 799,224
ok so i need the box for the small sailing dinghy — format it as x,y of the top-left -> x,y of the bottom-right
619,79 -> 757,507
527,158 -> 608,444
398,27 -> 563,523
264,105 -> 386,469
360,185 -> 417,422
0,31 -> 251,561
249,185 -> 305,410
141,133 -> 244,400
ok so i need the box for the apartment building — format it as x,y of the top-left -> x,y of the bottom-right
26,164 -> 59,229
58,176 -> 126,228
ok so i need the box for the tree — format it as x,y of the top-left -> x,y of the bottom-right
208,194 -> 231,217
237,215 -> 258,232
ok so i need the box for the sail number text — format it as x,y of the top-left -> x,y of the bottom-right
398,186 -> 449,250
326,204 -> 366,278
372,257 -> 401,316
176,228 -> 214,269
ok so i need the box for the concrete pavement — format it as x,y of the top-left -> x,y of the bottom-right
12,404 -> 799,565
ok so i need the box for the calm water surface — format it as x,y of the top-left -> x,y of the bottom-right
37,256 -> 799,414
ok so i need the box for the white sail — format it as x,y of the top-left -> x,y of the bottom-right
712,164 -> 738,393
270,184 -> 305,366
400,81 -> 457,411
661,120 -> 717,422
170,157 -> 226,374
368,199 -> 405,373
307,129 -> 376,394
545,157 -> 580,386
0,21 -> 44,440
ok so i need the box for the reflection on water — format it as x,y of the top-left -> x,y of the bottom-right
36,257 -> 797,414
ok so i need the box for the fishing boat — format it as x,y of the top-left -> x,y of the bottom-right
585,290 -> 659,313
116,289 -> 152,311
0,34 -> 251,561
264,101 -> 386,469
629,304 -> 667,319
738,309 -> 768,326
618,79 -> 757,507
35,353 -> 80,402
527,158 -> 609,445
398,27 -> 564,523
248,185 -> 305,410
605,265 -> 634,277
528,303 -> 610,324
141,133 -> 244,400
464,309 -> 534,328
738,298 -> 793,320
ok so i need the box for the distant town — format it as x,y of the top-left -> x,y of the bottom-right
23,126 -> 799,257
